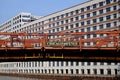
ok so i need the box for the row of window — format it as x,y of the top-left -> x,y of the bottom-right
0,62 -> 118,68
48,0 -> 117,22
14,1 -> 118,33
0,68 -> 118,75
48,21 -> 117,33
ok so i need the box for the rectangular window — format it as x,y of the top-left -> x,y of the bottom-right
93,4 -> 97,8
87,13 -> 90,17
61,21 -> 64,24
100,69 -> 104,75
70,24 -> 74,28
66,13 -> 69,17
87,34 -> 90,38
81,22 -> 84,26
61,27 -> 64,30
93,26 -> 97,30
113,14 -> 117,18
81,69 -> 84,74
87,20 -> 90,24
81,15 -> 84,19
114,0 -> 117,2
81,8 -> 84,12
61,62 -> 64,66
66,19 -> 68,23
99,17 -> 103,22
66,26 -> 68,29
93,11 -> 96,16
106,15 -> 111,20
99,9 -> 103,14
75,23 -> 79,27
87,27 -> 90,32
75,16 -> 79,21
71,62 -> 74,66
93,19 -> 97,23
70,18 -> 73,22
87,69 -> 90,74
70,11 -> 74,15
93,34 -> 97,38
106,0 -> 111,4
106,23 -> 111,28
81,28 -> 84,32
107,69 -> 111,75
93,69 -> 97,74
76,69 -> 79,74
57,28 -> 59,31
99,24 -> 103,29
76,10 -> 79,14
99,2 -> 104,6
106,7 -> 111,12
113,6 -> 117,10
87,6 -> 90,10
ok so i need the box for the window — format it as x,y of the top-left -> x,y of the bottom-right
70,18 -> 73,22
70,24 -> 74,28
87,34 -> 90,38
75,23 -> 79,27
106,15 -> 111,20
99,9 -> 103,14
71,62 -> 74,66
76,30 -> 79,32
94,62 -> 97,65
106,23 -> 111,28
61,21 -> 64,24
66,61 -> 69,66
81,8 -> 84,12
66,13 -> 69,17
99,17 -> 103,22
100,69 -> 104,75
75,16 -> 79,21
76,69 -> 79,74
106,7 -> 111,12
87,20 -> 90,24
61,27 -> 64,30
87,27 -> 90,32
66,69 -> 68,74
93,4 -> 97,8
113,6 -> 117,10
99,2 -> 104,6
57,16 -> 59,20
81,28 -> 84,32
113,0 -> 117,2
114,22 -> 117,26
71,69 -> 73,74
61,62 -> 64,66
61,14 -> 64,18
87,69 -> 90,74
93,69 -> 97,74
107,69 -> 111,75
93,26 -> 97,30
76,10 -> 79,14
66,26 -> 68,29
106,0 -> 111,4
57,28 -> 59,31
52,29 -> 55,32
66,19 -> 68,23
93,34 -> 97,38
93,19 -> 97,23
99,24 -> 103,29
87,13 -> 90,17
81,15 -> 84,19
81,22 -> 84,26
113,14 -> 117,18
57,22 -> 59,25
93,11 -> 96,16
70,11 -> 74,15
81,69 -> 84,74
87,6 -> 90,10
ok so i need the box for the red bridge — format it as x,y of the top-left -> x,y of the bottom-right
0,30 -> 120,62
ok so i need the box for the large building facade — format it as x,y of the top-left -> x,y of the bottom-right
0,0 -> 120,77
0,12 -> 38,39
